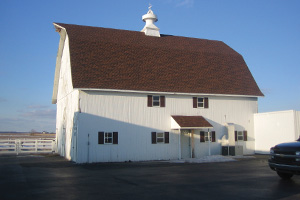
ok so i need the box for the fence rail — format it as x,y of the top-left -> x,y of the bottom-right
0,139 -> 56,155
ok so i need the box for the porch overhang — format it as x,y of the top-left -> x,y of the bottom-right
171,115 -> 213,129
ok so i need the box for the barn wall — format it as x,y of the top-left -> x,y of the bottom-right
254,110 -> 298,154
74,91 -> 258,163
55,35 -> 79,161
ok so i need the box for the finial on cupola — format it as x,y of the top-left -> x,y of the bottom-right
141,4 -> 160,37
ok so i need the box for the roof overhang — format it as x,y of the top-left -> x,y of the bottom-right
171,116 -> 213,129
52,23 -> 67,104
79,88 -> 263,98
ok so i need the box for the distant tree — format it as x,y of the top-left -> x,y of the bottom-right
30,129 -> 37,135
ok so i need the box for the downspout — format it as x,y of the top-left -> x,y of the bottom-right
208,129 -> 211,156
178,129 -> 181,159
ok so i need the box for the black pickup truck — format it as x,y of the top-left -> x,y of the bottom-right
268,137 -> 300,179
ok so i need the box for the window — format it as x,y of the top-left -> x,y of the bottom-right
156,132 -> 164,143
193,97 -> 209,108
204,132 -> 211,142
151,132 -> 169,144
235,131 -> 247,141
98,132 -> 118,144
148,95 -> 165,107
198,98 -> 204,108
153,96 -> 160,107
105,132 -> 113,144
200,131 -> 216,143
237,131 -> 243,141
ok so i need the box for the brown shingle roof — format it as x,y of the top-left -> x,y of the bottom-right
172,116 -> 213,128
55,23 -> 263,96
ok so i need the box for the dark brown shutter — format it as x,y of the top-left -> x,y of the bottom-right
160,96 -> 165,107
204,97 -> 209,108
164,132 -> 169,144
113,132 -> 118,144
200,131 -> 205,142
151,132 -> 156,144
243,131 -> 247,141
235,131 -> 237,141
193,97 -> 197,108
211,131 -> 216,142
98,132 -> 104,144
148,95 -> 152,107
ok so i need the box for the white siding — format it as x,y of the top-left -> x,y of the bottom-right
294,111 -> 300,139
74,91 -> 258,163
55,35 -> 80,161
254,110 -> 299,154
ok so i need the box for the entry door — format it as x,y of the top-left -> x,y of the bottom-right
181,130 -> 191,159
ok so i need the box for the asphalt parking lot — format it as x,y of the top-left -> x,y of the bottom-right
0,154 -> 299,200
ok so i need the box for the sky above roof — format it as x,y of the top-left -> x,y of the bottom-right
0,0 -> 299,132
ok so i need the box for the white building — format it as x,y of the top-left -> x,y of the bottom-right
254,110 -> 300,154
52,8 -> 263,163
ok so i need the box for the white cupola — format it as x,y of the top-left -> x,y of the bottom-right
141,5 -> 160,37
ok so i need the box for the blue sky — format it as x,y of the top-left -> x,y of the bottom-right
0,0 -> 299,132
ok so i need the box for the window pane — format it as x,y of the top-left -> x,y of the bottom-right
106,132 -> 112,137
153,101 -> 160,106
198,98 -> 204,102
157,138 -> 164,143
153,96 -> 160,101
105,138 -> 112,143
157,132 -> 164,137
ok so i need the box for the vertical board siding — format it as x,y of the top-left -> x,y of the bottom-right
74,91 -> 257,162
55,35 -> 80,161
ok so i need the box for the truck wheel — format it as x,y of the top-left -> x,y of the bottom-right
277,172 -> 293,180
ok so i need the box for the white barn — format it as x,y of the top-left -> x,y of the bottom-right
52,8 -> 263,163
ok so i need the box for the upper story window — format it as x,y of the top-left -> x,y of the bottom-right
193,97 -> 209,108
153,96 -> 160,107
148,95 -> 165,107
197,98 -> 204,108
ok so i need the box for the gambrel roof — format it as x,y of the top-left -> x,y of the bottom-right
53,23 -> 263,100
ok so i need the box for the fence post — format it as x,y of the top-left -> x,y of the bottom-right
35,139 -> 38,153
16,140 -> 19,155
52,139 -> 56,153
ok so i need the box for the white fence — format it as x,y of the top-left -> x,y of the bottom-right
0,139 -> 56,155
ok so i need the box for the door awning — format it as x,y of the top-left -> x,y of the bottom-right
171,115 -> 213,129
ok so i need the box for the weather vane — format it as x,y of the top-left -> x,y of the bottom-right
148,3 -> 152,10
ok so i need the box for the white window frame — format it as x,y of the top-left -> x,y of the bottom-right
156,132 -> 165,143
237,131 -> 244,141
152,96 -> 160,107
197,97 -> 204,108
104,132 -> 113,144
204,132 -> 211,142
